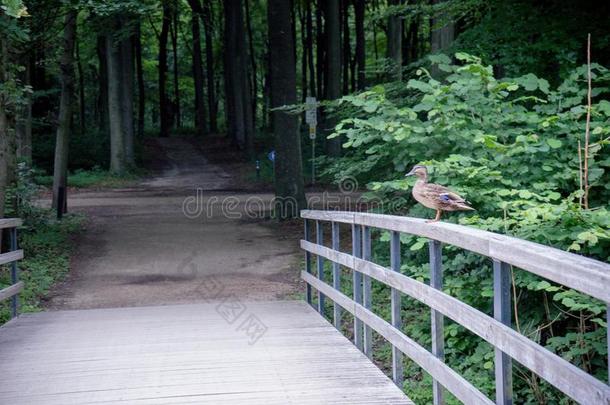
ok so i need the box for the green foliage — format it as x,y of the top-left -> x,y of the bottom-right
1,166 -> 84,324
325,53 -> 610,401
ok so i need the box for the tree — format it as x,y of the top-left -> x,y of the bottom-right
353,0 -> 365,90
268,0 -> 306,219
134,21 -> 145,138
430,0 -> 454,53
223,0 -> 253,156
158,2 -> 171,138
106,17 -> 126,173
52,10 -> 77,211
188,0 -> 207,137
325,0 -> 342,157
202,0 -> 217,133
386,0 -> 402,80
120,16 -> 135,167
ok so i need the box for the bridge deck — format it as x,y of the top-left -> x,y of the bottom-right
0,301 -> 411,404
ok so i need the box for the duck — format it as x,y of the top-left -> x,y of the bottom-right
405,165 -> 474,223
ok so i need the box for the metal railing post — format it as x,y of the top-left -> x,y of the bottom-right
352,223 -> 363,351
332,222 -> 341,329
430,240 -> 445,404
304,219 -> 312,306
362,226 -> 373,359
390,230 -> 403,387
316,220 -> 325,314
10,227 -> 19,319
493,260 -> 513,404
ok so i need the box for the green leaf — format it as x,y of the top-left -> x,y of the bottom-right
547,139 -> 562,149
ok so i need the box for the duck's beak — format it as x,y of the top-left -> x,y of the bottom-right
405,169 -> 415,177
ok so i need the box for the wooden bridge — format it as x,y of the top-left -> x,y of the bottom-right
1,211 -> 609,404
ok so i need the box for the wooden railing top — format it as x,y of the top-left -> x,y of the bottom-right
0,218 -> 22,230
301,210 -> 610,303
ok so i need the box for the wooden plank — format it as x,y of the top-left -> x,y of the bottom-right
390,231 -> 403,387
0,282 -> 23,302
300,241 -> 610,405
304,219 -> 312,305
0,301 -> 411,404
0,250 -> 23,266
316,220 -> 325,313
362,226 -> 373,359
352,224 -> 364,351
300,210 -> 610,303
332,222 -> 341,329
429,240 -> 445,405
302,271 -> 493,405
493,260 -> 513,404
0,218 -> 22,230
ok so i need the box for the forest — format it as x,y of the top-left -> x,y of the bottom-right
0,0 -> 609,403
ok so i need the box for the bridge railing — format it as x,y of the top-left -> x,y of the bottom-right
0,218 -> 23,320
300,210 -> 610,405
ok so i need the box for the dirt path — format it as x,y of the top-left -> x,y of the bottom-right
45,138 -> 303,310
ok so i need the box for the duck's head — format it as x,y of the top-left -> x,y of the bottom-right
405,165 -> 428,180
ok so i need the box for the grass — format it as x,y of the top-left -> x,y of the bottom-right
0,213 -> 84,323
34,167 -> 142,189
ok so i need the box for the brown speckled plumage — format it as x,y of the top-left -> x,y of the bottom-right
406,165 -> 474,222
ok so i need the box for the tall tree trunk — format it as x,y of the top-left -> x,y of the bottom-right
188,0 -> 207,137
135,21 -> 145,138
386,0 -> 402,80
316,0 -> 324,99
224,0 -> 253,156
120,17 -> 135,167
76,37 -> 86,135
52,10 -> 77,211
16,62 -> 32,163
306,0 -> 316,96
0,37 -> 8,219
96,36 -> 109,133
202,0 -> 217,133
170,1 -> 181,128
341,0 -> 350,95
354,0 -> 365,90
245,0 -> 257,129
107,19 -> 126,173
298,1 -> 307,100
430,0 -> 454,52
159,3 -> 171,137
325,0 -> 342,157
268,0 -> 306,220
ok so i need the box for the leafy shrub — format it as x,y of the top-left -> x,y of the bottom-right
324,53 -> 610,402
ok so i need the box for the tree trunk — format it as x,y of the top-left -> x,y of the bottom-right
135,21 -> 145,138
306,0 -> 316,97
325,0 -> 342,157
354,0 -> 365,90
96,36 -> 109,133
16,62 -> 32,163
202,0 -> 217,133
224,0 -> 254,156
386,0 -> 402,80
245,0 -> 257,129
120,17 -> 135,167
52,10 -> 77,211
188,0 -> 207,137
316,0 -> 325,99
159,3 -> 171,137
76,37 -> 86,135
268,0 -> 306,220
170,1 -> 181,128
430,0 -> 454,52
341,0 -> 350,95
107,19 -> 126,173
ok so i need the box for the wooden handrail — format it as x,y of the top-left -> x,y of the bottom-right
301,210 -> 610,302
300,210 -> 610,405
0,219 -> 23,320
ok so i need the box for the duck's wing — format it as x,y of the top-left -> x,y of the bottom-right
428,184 -> 475,210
